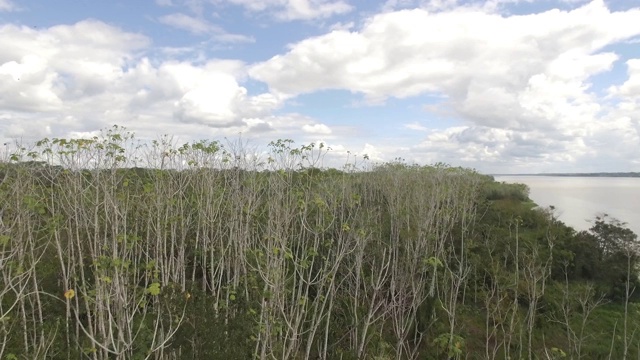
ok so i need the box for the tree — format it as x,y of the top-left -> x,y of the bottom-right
589,215 -> 639,359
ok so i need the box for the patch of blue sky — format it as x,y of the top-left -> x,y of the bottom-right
588,42 -> 640,98
605,0 -> 639,12
8,1 -> 149,29
498,0 -> 578,16
504,0 -> 637,15
152,1 -> 359,62
280,89 -> 455,136
242,78 -> 271,95
6,0 -> 357,65
174,13 -> 346,63
220,22 -> 317,61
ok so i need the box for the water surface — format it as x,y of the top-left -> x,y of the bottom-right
494,176 -> 640,236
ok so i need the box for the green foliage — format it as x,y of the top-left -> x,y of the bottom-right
483,178 -> 530,201
146,283 -> 161,296
433,333 -> 465,358
0,131 -> 638,359
550,346 -> 567,358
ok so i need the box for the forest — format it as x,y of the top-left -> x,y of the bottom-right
1,126 -> 639,360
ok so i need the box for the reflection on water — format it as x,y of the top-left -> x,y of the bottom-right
494,176 -> 640,236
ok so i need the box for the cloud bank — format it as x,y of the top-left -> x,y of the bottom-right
1,0 -> 639,172
249,0 -> 640,171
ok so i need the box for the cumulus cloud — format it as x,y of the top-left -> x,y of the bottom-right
2,0 -> 639,173
250,1 -> 638,102
0,20 -> 149,112
362,143 -> 383,162
249,0 -> 640,170
611,59 -> 640,97
166,61 -> 281,127
247,113 -> 333,139
0,54 -> 63,111
0,20 -> 282,142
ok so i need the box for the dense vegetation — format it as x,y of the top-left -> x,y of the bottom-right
1,126 -> 639,359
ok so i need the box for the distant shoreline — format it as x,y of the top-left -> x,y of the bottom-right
493,172 -> 640,178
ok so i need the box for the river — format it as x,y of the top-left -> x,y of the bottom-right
493,176 -> 640,236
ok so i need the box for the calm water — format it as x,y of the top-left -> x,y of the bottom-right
494,176 -> 640,236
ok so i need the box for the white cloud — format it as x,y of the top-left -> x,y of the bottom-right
329,21 -> 354,31
252,113 -> 332,138
0,21 -> 149,112
248,1 -> 640,170
404,122 -> 429,131
0,20 -> 281,142
2,1 -> 639,173
174,76 -> 247,127
158,13 -> 254,42
167,61 -> 281,127
251,1 -> 639,103
277,0 -> 353,20
219,0 -> 353,20
610,59 -> 640,97
0,54 -> 63,111
384,0 -> 592,13
159,13 -> 214,34
302,123 -> 332,134
586,59 -> 640,170
362,143 -> 383,162
0,0 -> 15,12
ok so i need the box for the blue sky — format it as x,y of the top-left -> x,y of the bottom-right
1,0 -> 639,173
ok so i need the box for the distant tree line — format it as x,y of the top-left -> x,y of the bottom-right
507,172 -> 640,177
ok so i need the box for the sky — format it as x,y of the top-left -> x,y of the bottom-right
1,0 -> 639,173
